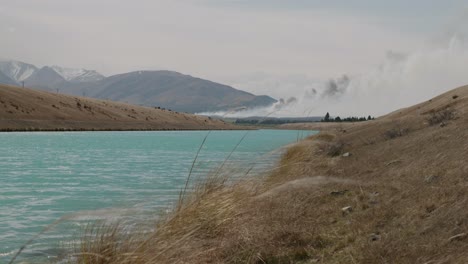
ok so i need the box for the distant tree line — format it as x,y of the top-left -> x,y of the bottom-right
321,112 -> 374,123
235,118 -> 319,125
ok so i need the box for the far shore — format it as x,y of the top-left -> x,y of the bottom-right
0,127 -> 254,132
0,119 -> 253,132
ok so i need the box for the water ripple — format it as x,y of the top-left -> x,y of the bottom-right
0,130 -> 316,262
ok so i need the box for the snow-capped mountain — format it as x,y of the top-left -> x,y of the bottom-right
51,66 -> 105,82
0,60 -> 37,82
0,60 -> 105,84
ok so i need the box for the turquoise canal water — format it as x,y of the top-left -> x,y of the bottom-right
0,129 -> 316,262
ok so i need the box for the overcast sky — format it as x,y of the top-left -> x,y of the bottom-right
1,0 -> 468,115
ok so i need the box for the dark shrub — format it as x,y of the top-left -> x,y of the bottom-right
427,108 -> 455,126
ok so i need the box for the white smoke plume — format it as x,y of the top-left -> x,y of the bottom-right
204,29 -> 468,118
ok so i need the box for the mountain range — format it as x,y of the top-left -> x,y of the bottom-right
0,60 -> 276,113
0,60 -> 104,84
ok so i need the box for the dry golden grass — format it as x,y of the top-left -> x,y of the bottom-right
65,85 -> 468,263
0,84 -> 237,131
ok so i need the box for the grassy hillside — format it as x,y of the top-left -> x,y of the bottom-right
37,84 -> 468,263
0,84 -> 236,131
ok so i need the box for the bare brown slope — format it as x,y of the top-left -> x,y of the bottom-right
0,84 -> 238,131
228,85 -> 468,263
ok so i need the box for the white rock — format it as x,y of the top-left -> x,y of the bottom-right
341,206 -> 353,214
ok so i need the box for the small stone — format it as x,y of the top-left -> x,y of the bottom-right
342,152 -> 351,157
448,233 -> 467,242
341,206 -> 353,215
369,233 -> 381,242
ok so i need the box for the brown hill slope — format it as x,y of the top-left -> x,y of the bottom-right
0,84 -> 235,131
73,85 -> 468,263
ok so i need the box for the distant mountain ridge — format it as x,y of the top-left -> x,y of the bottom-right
24,66 -> 66,89
0,60 -> 276,113
64,70 -> 276,113
0,60 -> 104,84
51,66 -> 105,82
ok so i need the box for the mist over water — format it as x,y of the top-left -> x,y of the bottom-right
207,30 -> 468,118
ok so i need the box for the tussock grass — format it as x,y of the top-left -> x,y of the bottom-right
427,108 -> 456,126
384,127 -> 409,140
73,223 -> 130,264
307,132 -> 336,142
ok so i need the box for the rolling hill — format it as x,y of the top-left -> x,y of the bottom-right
0,84 -> 236,131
